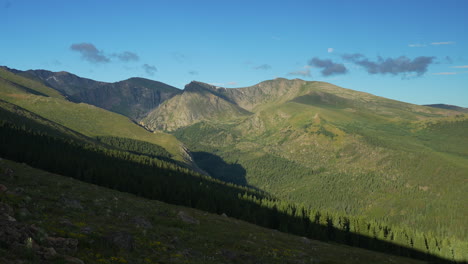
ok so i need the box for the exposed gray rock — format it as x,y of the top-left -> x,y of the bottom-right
63,255 -> 85,264
80,226 -> 93,234
106,231 -> 134,250
17,208 -> 30,218
37,247 -> 57,260
132,216 -> 153,229
0,202 -> 14,215
177,211 -> 199,225
59,196 -> 83,210
44,237 -> 78,254
13,187 -> 24,195
4,168 -> 14,178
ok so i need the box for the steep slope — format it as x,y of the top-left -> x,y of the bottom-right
142,81 -> 251,131
7,67 -> 182,120
0,68 -> 191,164
0,158 -> 428,264
144,79 -> 468,244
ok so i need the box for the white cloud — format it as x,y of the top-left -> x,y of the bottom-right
432,72 -> 457,75
452,65 -> 468,68
327,48 -> 334,53
431,41 -> 455,45
408,43 -> 426,47
208,82 -> 238,86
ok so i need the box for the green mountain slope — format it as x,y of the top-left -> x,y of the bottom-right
7,67 -> 182,120
142,79 -> 468,243
0,158 -> 428,264
0,68 -> 190,164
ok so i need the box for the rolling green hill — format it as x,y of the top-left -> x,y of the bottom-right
142,79 -> 468,245
0,67 -> 191,165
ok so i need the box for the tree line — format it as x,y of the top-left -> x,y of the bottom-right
0,118 -> 465,263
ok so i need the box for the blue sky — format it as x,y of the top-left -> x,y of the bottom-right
1,0 -> 467,106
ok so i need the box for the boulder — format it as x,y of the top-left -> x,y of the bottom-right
44,237 -> 78,254
177,211 -> 199,225
106,231 -> 134,251
132,216 -> 153,229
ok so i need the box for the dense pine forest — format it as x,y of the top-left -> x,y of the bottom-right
0,107 -> 466,263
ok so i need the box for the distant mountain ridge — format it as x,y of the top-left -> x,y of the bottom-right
424,103 -> 468,112
3,67 -> 182,120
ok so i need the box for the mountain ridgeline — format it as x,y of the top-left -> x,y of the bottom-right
9,67 -> 182,120
1,66 -> 467,263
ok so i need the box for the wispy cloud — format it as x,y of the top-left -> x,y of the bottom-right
432,72 -> 457,75
431,41 -> 455,45
452,65 -> 468,68
327,48 -> 334,53
408,43 -> 426,48
254,64 -> 272,70
288,68 -> 311,77
188,70 -> 199,75
113,51 -> 139,62
142,64 -> 157,76
172,52 -> 188,63
70,43 -> 110,63
71,42 -> 140,64
342,54 -> 435,77
308,57 -> 348,76
209,82 -> 238,86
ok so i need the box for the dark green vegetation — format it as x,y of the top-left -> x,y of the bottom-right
1,159 -> 430,264
143,79 -> 468,261
1,66 -> 467,262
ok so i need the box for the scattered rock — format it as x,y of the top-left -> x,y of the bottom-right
0,219 -> 37,248
37,247 -> 57,260
59,196 -> 83,210
221,213 -> 228,218
17,208 -> 30,218
62,255 -> 85,264
106,231 -> 134,251
13,187 -> 24,195
4,168 -> 14,178
59,218 -> 75,227
132,216 -> 153,229
0,202 -> 14,215
177,211 -> 199,225
301,237 -> 311,244
80,226 -> 93,234
220,249 -> 238,260
0,184 -> 7,193
22,196 -> 32,203
44,237 -> 78,254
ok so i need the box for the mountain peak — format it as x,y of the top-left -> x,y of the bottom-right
184,81 -> 225,93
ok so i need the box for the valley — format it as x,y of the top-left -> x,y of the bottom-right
0,66 -> 467,263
